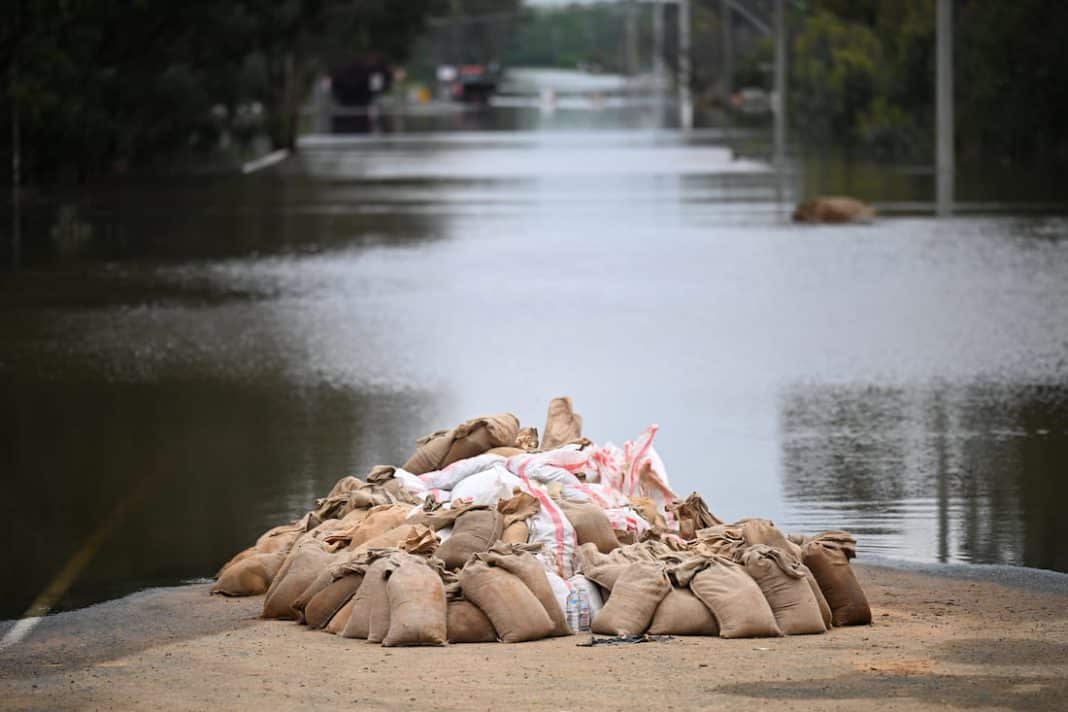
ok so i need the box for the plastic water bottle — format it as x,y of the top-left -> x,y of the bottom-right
577,591 -> 591,632
565,590 -> 582,632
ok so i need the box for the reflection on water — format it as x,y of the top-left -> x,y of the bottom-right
778,384 -> 1068,571
2,109 -> 1068,619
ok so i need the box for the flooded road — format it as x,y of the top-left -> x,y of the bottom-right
2,115 -> 1068,618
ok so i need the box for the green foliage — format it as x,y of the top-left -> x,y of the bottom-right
784,0 -> 1068,162
1,0 -> 444,182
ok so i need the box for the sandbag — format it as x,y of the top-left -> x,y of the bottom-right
740,545 -> 825,635
667,493 -> 722,541
343,504 -> 414,550
740,519 -> 802,561
628,497 -> 667,529
541,396 -> 583,450
351,523 -> 436,556
215,546 -> 257,579
341,557 -> 395,640
212,550 -> 286,596
514,426 -> 540,451
262,541 -> 333,620
648,587 -> 719,636
792,196 -> 875,224
382,557 -> 447,647
402,428 -> 455,475
486,447 -> 525,457
802,540 -> 871,626
685,556 -> 782,638
446,599 -> 498,643
444,413 -> 521,465
449,464 -> 523,507
305,573 -> 364,630
498,492 -> 539,545
590,562 -> 671,636
802,564 -> 833,630
557,498 -> 619,554
404,413 -> 519,474
436,509 -> 502,570
481,547 -> 570,636
501,520 -> 529,544
291,566 -> 337,620
459,559 -> 555,643
324,595 -> 355,634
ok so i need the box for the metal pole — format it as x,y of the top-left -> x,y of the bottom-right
653,1 -> 665,84
625,2 -> 639,77
936,0 -> 954,217
720,0 -> 733,106
678,0 -> 693,130
773,0 -> 786,171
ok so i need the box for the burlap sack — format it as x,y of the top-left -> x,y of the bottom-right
255,513 -> 317,553
480,547 -> 570,636
740,519 -> 803,561
497,492 -> 539,545
351,523 -> 436,556
262,540 -> 334,619
514,426 -> 540,451
404,413 -> 520,474
486,447 -> 525,457
305,573 -> 364,630
212,550 -> 286,596
647,587 -> 720,636
324,595 -> 355,634
802,564 -> 833,630
215,547 -> 257,579
591,562 -> 671,636
459,559 -> 555,643
684,556 -> 782,638
447,599 -> 498,643
443,413 -> 521,465
557,499 -> 619,554
402,429 -> 455,475
574,543 -> 634,591
802,539 -> 871,626
291,566 -> 337,620
740,545 -> 826,635
628,497 -> 667,529
342,504 -> 414,550
541,397 -> 583,450
501,521 -> 529,544
667,493 -> 723,541
382,557 -> 447,647
341,556 -> 397,640
436,508 -> 503,570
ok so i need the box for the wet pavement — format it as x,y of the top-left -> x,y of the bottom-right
2,108 -> 1067,618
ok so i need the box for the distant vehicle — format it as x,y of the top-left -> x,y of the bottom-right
331,55 -> 392,107
730,87 -> 772,116
439,63 -> 499,104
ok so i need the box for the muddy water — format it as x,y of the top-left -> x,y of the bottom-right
2,121 -> 1067,618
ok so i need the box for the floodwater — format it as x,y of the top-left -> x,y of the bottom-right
2,93 -> 1068,619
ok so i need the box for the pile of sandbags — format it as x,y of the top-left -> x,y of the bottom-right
213,397 -> 872,644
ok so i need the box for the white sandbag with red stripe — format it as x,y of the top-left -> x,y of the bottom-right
417,453 -> 504,492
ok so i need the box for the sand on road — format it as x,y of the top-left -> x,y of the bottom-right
2,565 -> 1067,711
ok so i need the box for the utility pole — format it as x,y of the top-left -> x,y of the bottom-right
936,0 -> 954,217
625,2 -> 639,77
678,0 -> 693,130
720,0 -> 733,106
773,0 -> 788,208
653,1 -> 665,85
